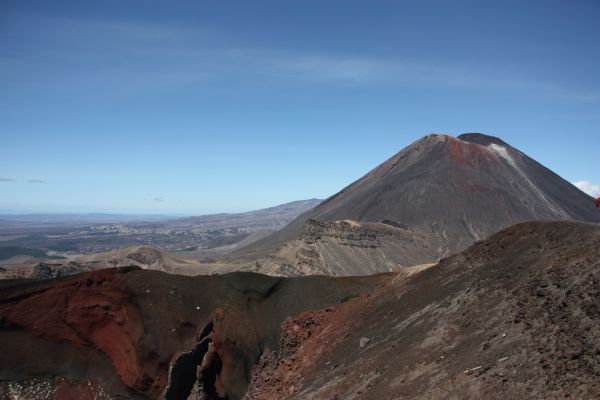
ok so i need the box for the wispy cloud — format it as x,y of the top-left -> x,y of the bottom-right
263,53 -> 597,102
573,180 -> 600,197
153,196 -> 165,202
136,48 -> 599,102
0,178 -> 16,182
271,55 -> 389,83
27,179 -> 45,183
4,16 -> 597,103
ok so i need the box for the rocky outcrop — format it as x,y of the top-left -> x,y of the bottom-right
165,319 -> 219,400
29,262 -> 93,279
302,219 -> 382,248
250,219 -> 433,276
244,308 -> 338,400
127,247 -> 163,266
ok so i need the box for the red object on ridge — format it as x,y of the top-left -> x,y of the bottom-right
596,197 -> 600,208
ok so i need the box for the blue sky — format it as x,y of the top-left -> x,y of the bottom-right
1,0 -> 599,214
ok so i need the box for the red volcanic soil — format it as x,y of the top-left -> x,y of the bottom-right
244,293 -> 375,400
0,267 -> 379,399
53,379 -> 112,400
446,136 -> 495,165
0,267 -> 157,392
245,221 -> 600,399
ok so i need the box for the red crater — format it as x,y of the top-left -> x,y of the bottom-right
0,268 -> 153,392
446,136 -> 494,165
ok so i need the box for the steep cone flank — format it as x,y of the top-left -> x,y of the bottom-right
232,133 -> 600,267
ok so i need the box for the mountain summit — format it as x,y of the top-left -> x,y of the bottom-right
232,133 -> 600,274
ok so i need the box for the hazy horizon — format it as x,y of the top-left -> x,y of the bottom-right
2,1 -> 599,214
0,197 -> 322,216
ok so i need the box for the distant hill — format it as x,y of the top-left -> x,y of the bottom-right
0,199 -> 322,279
147,198 -> 322,231
230,133 -> 600,275
0,213 -> 172,227
0,199 -> 322,230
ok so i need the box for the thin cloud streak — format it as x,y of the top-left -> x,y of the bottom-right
27,179 -> 45,183
3,16 -> 596,103
126,46 -> 599,102
0,178 -> 16,182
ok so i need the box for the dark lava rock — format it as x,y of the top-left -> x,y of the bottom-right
29,262 -> 89,279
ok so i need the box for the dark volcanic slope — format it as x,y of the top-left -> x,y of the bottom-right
0,267 -> 379,399
245,221 -> 600,399
233,133 -> 600,269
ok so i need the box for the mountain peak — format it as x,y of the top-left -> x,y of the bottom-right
232,132 -> 600,271
457,133 -> 507,146
417,133 -> 453,144
413,133 -> 507,149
